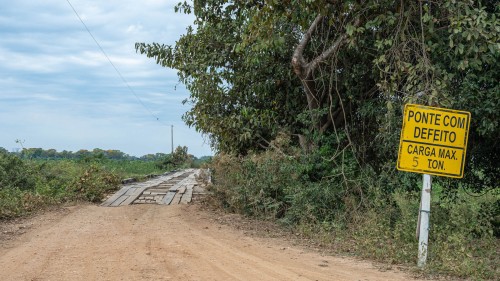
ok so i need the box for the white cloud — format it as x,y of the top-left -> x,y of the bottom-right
0,0 -> 212,157
126,24 -> 143,34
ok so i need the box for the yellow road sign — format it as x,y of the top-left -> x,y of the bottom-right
397,104 -> 471,178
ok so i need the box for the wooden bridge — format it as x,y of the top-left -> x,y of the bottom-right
101,169 -> 206,207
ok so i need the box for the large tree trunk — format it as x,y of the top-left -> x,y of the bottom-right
291,14 -> 360,136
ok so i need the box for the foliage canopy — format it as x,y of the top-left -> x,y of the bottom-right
137,0 -> 499,186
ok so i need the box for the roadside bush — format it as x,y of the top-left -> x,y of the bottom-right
0,188 -> 48,219
33,160 -> 83,202
0,151 -> 37,191
0,152 -> 49,218
210,134 -> 365,224
430,186 -> 499,278
347,184 -> 498,279
70,165 -> 121,203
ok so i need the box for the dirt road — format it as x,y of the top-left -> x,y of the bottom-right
0,203 -> 425,281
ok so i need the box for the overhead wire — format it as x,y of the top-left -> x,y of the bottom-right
65,0 -> 170,127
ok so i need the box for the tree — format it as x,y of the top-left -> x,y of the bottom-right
136,0 -> 305,153
171,146 -> 190,166
138,0 -> 499,187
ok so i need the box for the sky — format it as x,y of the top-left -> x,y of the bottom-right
0,0 -> 213,157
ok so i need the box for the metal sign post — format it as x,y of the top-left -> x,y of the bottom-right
418,174 -> 432,267
397,104 -> 471,268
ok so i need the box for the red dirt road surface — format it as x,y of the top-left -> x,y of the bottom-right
0,204 -> 427,281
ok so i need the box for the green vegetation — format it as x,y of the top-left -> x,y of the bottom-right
209,140 -> 498,279
137,1 -> 499,279
0,147 -> 211,219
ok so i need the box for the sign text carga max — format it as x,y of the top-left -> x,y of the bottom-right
397,104 -> 471,178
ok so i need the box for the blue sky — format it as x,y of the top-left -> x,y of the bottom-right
0,0 -> 213,157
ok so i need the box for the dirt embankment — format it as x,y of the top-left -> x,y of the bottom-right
0,203 -> 429,281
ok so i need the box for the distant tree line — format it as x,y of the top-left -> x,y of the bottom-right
0,146 -> 211,163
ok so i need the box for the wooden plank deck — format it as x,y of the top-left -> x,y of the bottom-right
101,169 -> 206,207
180,184 -> 194,204
161,191 -> 176,205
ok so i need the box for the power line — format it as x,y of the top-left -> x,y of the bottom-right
65,0 -> 170,127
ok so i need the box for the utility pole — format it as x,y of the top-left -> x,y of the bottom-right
171,125 -> 174,154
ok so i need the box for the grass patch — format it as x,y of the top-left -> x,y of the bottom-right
98,160 -> 165,180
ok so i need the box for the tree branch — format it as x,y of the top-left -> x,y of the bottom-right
306,17 -> 361,74
291,14 -> 324,78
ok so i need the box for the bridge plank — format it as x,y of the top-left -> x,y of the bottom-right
101,184 -> 135,207
162,191 -> 177,205
180,184 -> 194,204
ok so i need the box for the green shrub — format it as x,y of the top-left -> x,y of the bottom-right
0,151 -> 37,190
430,186 -> 499,279
70,165 -> 121,203
0,188 -> 47,218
